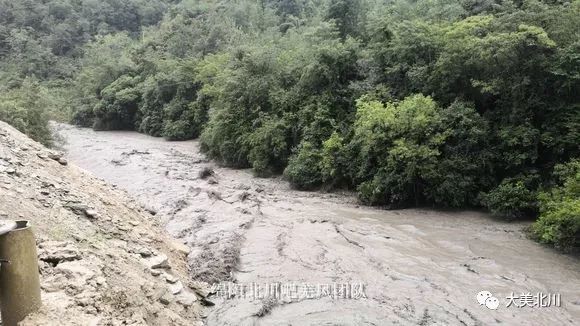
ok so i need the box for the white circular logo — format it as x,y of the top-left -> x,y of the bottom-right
477,291 -> 492,305
485,296 -> 500,310
477,290 -> 500,310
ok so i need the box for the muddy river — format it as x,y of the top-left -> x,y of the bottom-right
55,123 -> 580,325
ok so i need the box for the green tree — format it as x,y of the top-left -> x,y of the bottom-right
326,0 -> 362,39
0,79 -> 53,145
533,160 -> 580,251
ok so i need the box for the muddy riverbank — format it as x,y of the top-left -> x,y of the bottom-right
1,121 -> 204,325
55,123 -> 580,325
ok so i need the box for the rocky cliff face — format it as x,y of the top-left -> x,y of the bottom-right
0,121 -> 205,325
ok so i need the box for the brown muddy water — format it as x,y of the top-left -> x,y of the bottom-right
55,123 -> 580,325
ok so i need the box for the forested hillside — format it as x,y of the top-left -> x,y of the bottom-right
0,0 -> 578,250
0,0 -> 172,142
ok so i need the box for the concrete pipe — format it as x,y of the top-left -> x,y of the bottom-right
0,220 -> 42,326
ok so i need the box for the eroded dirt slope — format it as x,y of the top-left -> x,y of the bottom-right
0,121 -> 204,325
56,123 -> 580,326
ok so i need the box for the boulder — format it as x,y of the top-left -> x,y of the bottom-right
159,291 -> 173,305
55,261 -> 95,285
175,291 -> 197,307
169,281 -> 183,295
164,273 -> 178,284
148,254 -> 170,269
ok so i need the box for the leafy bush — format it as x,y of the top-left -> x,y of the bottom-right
357,169 -> 406,206
199,47 -> 280,168
284,141 -> 323,190
345,96 -> 497,208
163,118 -> 195,141
320,132 -> 346,185
137,77 -> 173,137
347,94 -> 446,206
162,93 -> 200,140
200,109 -> 251,168
71,106 -> 96,128
481,179 -> 538,219
0,80 -> 53,146
137,69 -> 200,139
247,116 -> 291,176
422,101 -> 490,207
162,94 -> 208,141
93,75 -> 141,130
533,160 -> 580,251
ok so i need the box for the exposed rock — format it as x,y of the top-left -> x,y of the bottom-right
117,224 -> 130,231
137,247 -> 153,258
75,292 -> 97,307
169,240 -> 190,256
164,273 -> 178,284
188,281 -> 212,298
63,202 -> 100,219
55,261 -> 95,284
207,177 -> 218,185
175,291 -> 197,307
84,209 -> 99,219
198,167 -> 215,180
169,281 -> 184,295
63,202 -> 90,215
238,191 -> 251,202
234,184 -> 250,191
36,153 -> 49,160
159,291 -> 173,305
148,254 -> 170,269
48,152 -> 63,161
39,243 -> 81,265
0,121 -> 202,325
207,190 -> 222,200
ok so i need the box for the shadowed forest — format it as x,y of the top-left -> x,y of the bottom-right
0,0 -> 578,250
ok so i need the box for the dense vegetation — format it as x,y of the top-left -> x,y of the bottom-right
0,0 -> 172,144
0,0 -> 578,250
